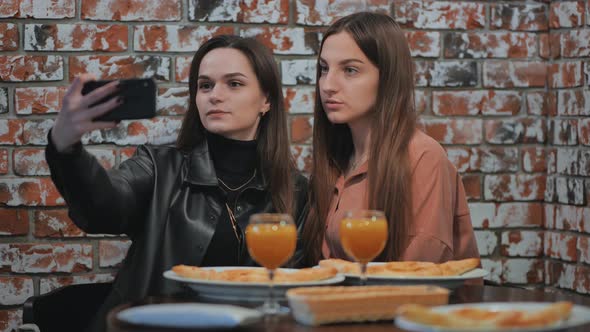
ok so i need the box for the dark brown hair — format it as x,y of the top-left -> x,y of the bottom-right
301,12 -> 417,264
176,35 -> 295,214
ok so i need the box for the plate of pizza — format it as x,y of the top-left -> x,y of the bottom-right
395,301 -> 590,331
164,265 -> 344,301
318,258 -> 487,288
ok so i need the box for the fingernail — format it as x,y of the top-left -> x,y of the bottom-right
118,96 -> 125,104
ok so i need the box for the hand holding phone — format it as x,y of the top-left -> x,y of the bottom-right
81,78 -> 157,122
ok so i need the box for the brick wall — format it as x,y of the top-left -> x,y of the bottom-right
0,0 -> 588,329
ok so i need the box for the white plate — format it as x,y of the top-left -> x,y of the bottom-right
116,303 -> 262,328
395,302 -> 590,332
164,267 -> 345,301
341,263 -> 487,289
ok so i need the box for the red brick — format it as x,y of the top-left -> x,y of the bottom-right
527,91 -> 556,116
521,147 -> 546,173
430,61 -> 477,87
502,259 -> 544,284
157,87 -> 188,116
501,230 -> 543,257
485,118 -> 546,145
496,203 -> 544,228
241,27 -> 319,55
468,202 -> 495,228
0,23 -> 18,51
82,0 -> 181,21
547,148 -> 557,174
444,32 -> 536,59
40,273 -> 115,294
0,55 -> 63,82
175,56 -> 191,83
581,150 -> 590,176
580,118 -> 590,146
545,176 -> 556,203
552,119 -> 578,145
34,210 -> 84,238
87,148 -> 116,169
295,0 -> 389,26
555,177 -> 585,205
545,232 -> 578,261
545,204 -> 556,229
491,3 -> 548,31
0,88 -> 7,114
0,243 -> 92,273
69,55 -> 170,81
481,258 -> 502,284
0,276 -> 34,305
483,61 -> 546,88
558,90 -> 590,116
462,174 -> 481,201
0,149 -> 8,174
422,119 -> 482,145
574,265 -> 590,294
395,1 -> 485,30
291,145 -> 312,173
0,119 -> 24,145
474,230 -> 497,256
578,235 -> 590,264
290,116 -> 313,144
0,309 -> 21,332
83,118 -> 182,146
446,147 -> 518,173
0,209 -> 28,236
562,30 -> 590,57
120,147 -> 138,163
556,148 -> 579,175
99,239 -> 131,268
484,175 -> 546,201
405,31 -> 440,58
0,178 -> 63,207
283,86 -> 314,114
548,62 -> 583,88
432,90 -> 521,116
414,61 -> 432,87
1,0 -> 75,18
539,33 -> 561,59
191,0 -> 289,24
281,59 -> 316,85
23,119 -> 54,145
555,205 -> 590,232
135,25 -> 233,52
14,87 -> 67,115
24,24 -> 127,52
414,90 -> 428,114
13,148 -> 48,176
550,1 -> 585,28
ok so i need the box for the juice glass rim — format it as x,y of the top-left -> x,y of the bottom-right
343,210 -> 386,219
248,213 -> 294,224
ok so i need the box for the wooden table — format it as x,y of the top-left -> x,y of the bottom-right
107,285 -> 590,331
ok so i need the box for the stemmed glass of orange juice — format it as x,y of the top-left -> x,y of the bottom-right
340,210 -> 388,285
245,213 -> 296,314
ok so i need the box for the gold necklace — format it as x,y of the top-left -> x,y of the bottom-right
217,169 -> 257,192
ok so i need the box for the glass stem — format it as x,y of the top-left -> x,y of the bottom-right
360,262 -> 368,286
267,268 -> 277,312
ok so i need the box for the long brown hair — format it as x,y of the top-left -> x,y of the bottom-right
301,12 -> 417,265
176,35 -> 295,214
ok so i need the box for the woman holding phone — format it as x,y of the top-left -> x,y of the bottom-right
46,35 -> 307,331
300,12 -> 479,266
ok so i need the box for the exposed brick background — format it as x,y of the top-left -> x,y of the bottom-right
0,0 -> 589,329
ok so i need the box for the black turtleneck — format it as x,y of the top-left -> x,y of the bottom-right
201,132 -> 258,267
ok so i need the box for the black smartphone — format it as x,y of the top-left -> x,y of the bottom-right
81,78 -> 157,122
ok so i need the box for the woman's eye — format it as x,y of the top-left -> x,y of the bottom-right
319,64 -> 328,74
344,67 -> 358,75
198,82 -> 212,90
229,81 -> 243,88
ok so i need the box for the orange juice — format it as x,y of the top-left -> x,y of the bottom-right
246,223 -> 296,270
340,218 -> 388,263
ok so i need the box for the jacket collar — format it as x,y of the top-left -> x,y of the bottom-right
184,139 -> 267,191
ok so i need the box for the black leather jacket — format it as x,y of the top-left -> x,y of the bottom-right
45,136 -> 308,332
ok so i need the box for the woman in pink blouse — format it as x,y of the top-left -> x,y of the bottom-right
300,12 -> 480,266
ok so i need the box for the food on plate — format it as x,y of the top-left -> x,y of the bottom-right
396,301 -> 573,330
318,258 -> 479,277
171,265 -> 338,283
287,285 -> 449,326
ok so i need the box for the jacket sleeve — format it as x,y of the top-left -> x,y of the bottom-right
290,173 -> 310,268
45,130 -> 154,236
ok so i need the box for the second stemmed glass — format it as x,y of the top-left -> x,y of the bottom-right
339,210 -> 388,285
245,213 -> 296,315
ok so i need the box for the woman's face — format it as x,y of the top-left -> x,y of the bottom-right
318,32 -> 379,126
196,48 -> 269,141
